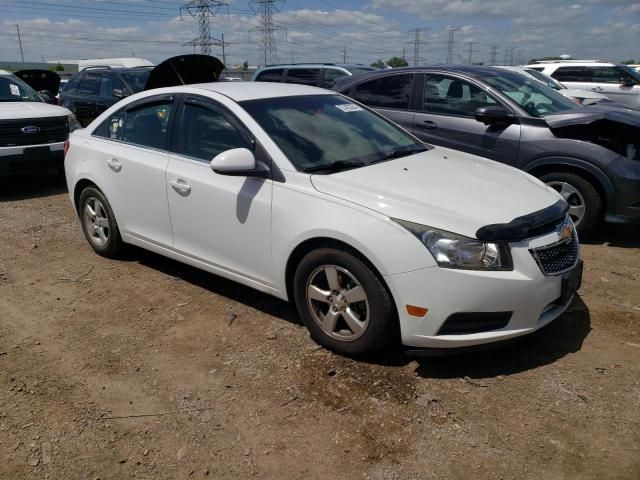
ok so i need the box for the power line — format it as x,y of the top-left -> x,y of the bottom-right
489,45 -> 498,66
181,0 -> 228,56
250,0 -> 286,65
446,27 -> 461,64
407,27 -> 429,66
465,41 -> 475,64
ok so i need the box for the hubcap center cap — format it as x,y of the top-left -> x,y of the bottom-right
331,292 -> 347,310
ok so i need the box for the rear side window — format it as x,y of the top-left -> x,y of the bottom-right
122,102 -> 173,150
77,72 -> 102,95
352,74 -> 413,110
63,73 -> 83,94
255,69 -> 284,82
285,68 -> 320,86
551,67 -> 591,82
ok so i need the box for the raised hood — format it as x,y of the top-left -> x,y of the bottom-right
14,69 -> 61,96
310,147 -> 563,240
144,54 -> 225,90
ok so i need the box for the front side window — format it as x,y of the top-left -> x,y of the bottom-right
121,101 -> 173,149
589,66 -> 638,84
422,75 -> 497,116
285,68 -> 320,86
177,102 -> 251,161
322,68 -> 348,89
255,69 -> 284,82
352,74 -> 414,109
551,67 -> 591,82
99,72 -> 124,98
119,69 -> 151,94
77,72 -> 102,96
63,73 -> 82,94
240,94 -> 425,173
0,75 -> 42,102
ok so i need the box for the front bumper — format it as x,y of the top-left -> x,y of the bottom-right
604,156 -> 640,224
0,142 -> 65,177
385,229 -> 581,349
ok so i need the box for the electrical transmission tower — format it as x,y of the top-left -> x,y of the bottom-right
250,0 -> 286,65
407,28 -> 429,66
465,41 -> 475,64
446,27 -> 461,64
489,45 -> 498,66
181,0 -> 228,56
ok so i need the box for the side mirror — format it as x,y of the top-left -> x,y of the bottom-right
112,88 -> 125,99
621,78 -> 636,88
475,106 -> 512,125
38,90 -> 55,104
210,148 -> 269,178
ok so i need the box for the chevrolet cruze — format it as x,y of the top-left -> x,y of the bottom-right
65,82 -> 582,356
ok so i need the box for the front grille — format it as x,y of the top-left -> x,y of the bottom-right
530,233 -> 579,275
0,116 -> 69,147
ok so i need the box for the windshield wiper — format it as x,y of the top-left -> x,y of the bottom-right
302,160 -> 366,173
379,144 -> 427,161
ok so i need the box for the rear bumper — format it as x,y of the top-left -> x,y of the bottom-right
604,156 -> 640,224
0,142 -> 64,177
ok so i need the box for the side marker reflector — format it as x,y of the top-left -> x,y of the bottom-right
406,305 -> 428,317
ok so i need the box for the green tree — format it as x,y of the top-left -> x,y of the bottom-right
54,62 -> 64,72
622,59 -> 636,65
387,56 -> 408,68
370,59 -> 386,68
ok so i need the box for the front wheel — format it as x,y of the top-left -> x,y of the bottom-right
78,186 -> 124,258
293,248 -> 396,356
540,172 -> 603,237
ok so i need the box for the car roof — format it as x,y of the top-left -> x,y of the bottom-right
149,81 -> 335,102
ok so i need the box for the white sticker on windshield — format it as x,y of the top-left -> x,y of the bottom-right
10,84 -> 20,96
335,104 -> 363,113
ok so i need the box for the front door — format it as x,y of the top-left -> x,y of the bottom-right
412,74 -> 521,165
166,96 -> 273,286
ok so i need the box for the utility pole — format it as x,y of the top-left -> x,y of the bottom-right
16,25 -> 24,62
250,0 -> 286,66
465,41 -> 475,64
489,45 -> 498,66
446,27 -> 461,64
221,33 -> 227,65
291,49 -> 294,63
407,28 -> 429,66
340,45 -> 347,63
181,0 -> 228,56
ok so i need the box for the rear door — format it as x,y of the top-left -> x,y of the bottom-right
74,71 -> 102,126
412,74 -> 521,165
349,73 -> 417,131
550,65 -> 640,106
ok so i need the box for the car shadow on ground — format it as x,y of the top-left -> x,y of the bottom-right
583,224 -> 640,248
0,172 -> 68,201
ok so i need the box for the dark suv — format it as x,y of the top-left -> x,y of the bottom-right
59,66 -> 152,127
335,66 -> 640,236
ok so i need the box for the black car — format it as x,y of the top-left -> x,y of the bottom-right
334,66 -> 640,236
59,54 -> 226,127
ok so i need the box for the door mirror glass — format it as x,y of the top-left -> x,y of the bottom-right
211,148 -> 260,176
112,88 -> 125,99
474,106 -> 511,125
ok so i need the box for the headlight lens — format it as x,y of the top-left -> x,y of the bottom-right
393,219 -> 513,271
68,114 -> 81,132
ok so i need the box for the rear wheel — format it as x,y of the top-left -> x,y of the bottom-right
540,172 -> 603,237
293,248 -> 395,356
78,186 -> 124,258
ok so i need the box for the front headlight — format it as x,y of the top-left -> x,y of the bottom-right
68,114 -> 81,132
392,219 -> 513,271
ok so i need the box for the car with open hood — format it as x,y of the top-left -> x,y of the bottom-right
65,82 -> 582,356
59,54 -> 225,126
0,69 -> 79,177
13,69 -> 61,105
334,66 -> 640,236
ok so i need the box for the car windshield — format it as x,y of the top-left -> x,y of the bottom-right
0,74 -> 43,102
482,71 -> 578,117
120,69 -> 151,93
524,68 -> 566,90
619,64 -> 640,81
240,94 -> 425,173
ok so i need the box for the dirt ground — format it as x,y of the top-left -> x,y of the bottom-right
0,173 -> 639,480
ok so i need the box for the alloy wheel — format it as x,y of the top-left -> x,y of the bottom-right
83,197 -> 110,247
547,181 -> 586,227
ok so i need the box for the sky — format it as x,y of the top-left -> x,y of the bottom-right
0,0 -> 639,68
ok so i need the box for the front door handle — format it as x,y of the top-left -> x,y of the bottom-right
106,158 -> 122,172
170,179 -> 191,194
418,120 -> 438,130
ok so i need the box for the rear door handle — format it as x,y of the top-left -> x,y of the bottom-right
418,120 -> 438,130
170,179 -> 191,194
106,158 -> 122,172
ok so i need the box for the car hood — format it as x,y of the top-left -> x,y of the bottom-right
14,69 -> 61,96
310,147 -> 562,239
544,104 -> 640,128
144,54 -> 225,90
0,102 -> 71,121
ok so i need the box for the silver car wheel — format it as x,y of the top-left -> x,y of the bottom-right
83,197 -> 110,247
547,181 -> 586,227
305,265 -> 370,342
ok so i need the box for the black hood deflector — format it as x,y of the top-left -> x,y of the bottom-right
144,54 -> 225,90
544,105 -> 640,129
14,69 -> 61,96
476,199 -> 569,241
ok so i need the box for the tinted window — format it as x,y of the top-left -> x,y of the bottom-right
63,73 -> 82,94
255,69 -> 284,82
322,68 -> 348,89
285,68 -> 320,86
590,66 -> 635,84
122,101 -> 173,149
551,67 -> 591,82
95,110 -> 126,140
77,72 -> 102,95
99,72 -> 125,98
422,75 -> 497,116
178,102 -> 251,161
120,69 -> 151,93
352,74 -> 413,109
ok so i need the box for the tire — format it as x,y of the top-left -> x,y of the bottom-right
78,186 -> 124,258
540,172 -> 603,238
293,248 -> 396,356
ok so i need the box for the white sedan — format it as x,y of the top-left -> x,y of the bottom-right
65,82 -> 582,356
